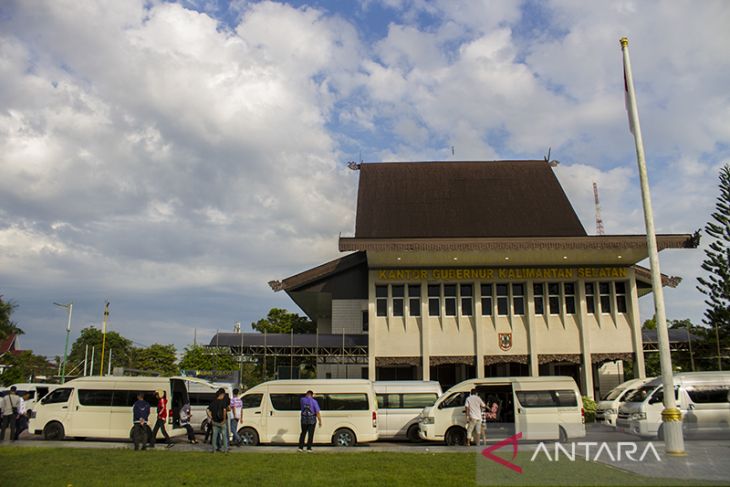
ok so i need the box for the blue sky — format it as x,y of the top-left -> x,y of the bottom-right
0,0 -> 728,358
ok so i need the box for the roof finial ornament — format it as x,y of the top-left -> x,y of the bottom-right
544,147 -> 560,167
347,161 -> 361,170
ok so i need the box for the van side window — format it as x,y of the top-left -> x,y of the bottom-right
78,390 -> 114,407
270,394 -> 300,411
516,390 -> 578,408
42,388 -> 72,404
189,392 -> 217,407
376,394 -> 385,409
110,390 -> 156,407
327,394 -> 368,411
686,385 -> 730,404
402,393 -> 438,409
241,394 -> 262,409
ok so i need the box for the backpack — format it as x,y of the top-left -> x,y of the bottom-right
301,401 -> 316,425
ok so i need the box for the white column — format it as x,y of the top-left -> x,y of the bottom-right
421,280 -> 430,381
577,279 -> 595,398
475,281 -> 485,378
526,280 -> 539,376
628,273 -> 646,379
368,273 -> 376,381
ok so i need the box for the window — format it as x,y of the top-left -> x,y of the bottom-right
408,284 -> 421,316
78,389 -> 114,407
401,393 -> 439,409
460,284 -> 473,316
516,390 -> 577,408
241,393 -> 263,409
685,385 -> 730,404
270,394 -> 300,411
548,282 -> 561,314
496,284 -> 509,316
512,283 -> 525,315
376,394 -> 386,408
270,393 -> 369,411
324,394 -> 369,411
585,283 -> 596,314
377,393 -> 400,409
41,388 -> 72,405
376,285 -> 388,317
599,282 -> 611,313
481,284 -> 493,316
189,392 -> 216,407
362,310 -> 369,333
111,390 -> 152,407
444,284 -> 457,316
428,285 -> 440,316
564,282 -> 576,314
534,283 -> 545,315
615,281 -> 627,313
439,392 -> 469,408
392,285 -> 404,317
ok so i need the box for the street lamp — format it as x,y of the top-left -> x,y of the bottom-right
54,302 -> 73,384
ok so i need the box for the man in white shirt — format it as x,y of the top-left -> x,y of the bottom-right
0,386 -> 20,442
464,389 -> 485,447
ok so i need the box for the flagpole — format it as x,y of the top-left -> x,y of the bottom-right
620,37 -> 685,456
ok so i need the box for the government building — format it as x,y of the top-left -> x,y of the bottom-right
233,160 -> 697,398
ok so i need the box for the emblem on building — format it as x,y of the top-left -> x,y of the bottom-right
499,333 -> 512,351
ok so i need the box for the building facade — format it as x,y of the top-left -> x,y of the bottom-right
269,160 -> 697,397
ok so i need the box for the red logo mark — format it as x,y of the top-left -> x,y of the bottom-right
481,432 -> 523,474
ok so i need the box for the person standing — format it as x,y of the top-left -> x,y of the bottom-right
132,392 -> 152,451
150,390 -> 173,448
0,386 -> 20,442
13,392 -> 30,440
207,388 -> 228,453
298,390 -> 321,452
179,400 -> 198,444
464,389 -> 485,447
229,388 -> 242,447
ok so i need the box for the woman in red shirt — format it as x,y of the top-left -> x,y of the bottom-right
150,390 -> 173,448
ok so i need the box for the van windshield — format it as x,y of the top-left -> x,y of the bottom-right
624,385 -> 655,403
602,388 -> 626,401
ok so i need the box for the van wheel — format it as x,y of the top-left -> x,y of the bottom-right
238,427 -> 259,446
407,424 -> 421,443
332,428 -> 357,447
200,418 -> 209,434
43,422 -> 65,441
445,427 -> 466,446
558,427 -> 568,443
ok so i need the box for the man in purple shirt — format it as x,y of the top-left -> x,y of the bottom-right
298,390 -> 322,452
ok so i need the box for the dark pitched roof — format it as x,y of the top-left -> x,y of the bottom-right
269,251 -> 367,292
354,160 -> 587,239
642,329 -> 700,343
209,333 -> 368,348
0,334 -> 17,355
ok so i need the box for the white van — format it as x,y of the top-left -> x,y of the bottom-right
419,376 -> 586,444
374,381 -> 442,441
185,380 -> 233,432
617,371 -> 730,439
236,379 -> 378,447
595,378 -> 653,427
30,376 -> 190,441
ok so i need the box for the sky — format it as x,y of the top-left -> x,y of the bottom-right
1,0 -> 729,358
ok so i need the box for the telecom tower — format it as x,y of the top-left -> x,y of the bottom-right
593,181 -> 605,235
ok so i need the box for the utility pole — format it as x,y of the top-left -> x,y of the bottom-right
53,302 -> 73,384
99,302 -> 110,377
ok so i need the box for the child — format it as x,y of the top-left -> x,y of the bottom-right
479,397 -> 499,445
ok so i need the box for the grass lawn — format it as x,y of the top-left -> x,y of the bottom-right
0,448 -> 720,487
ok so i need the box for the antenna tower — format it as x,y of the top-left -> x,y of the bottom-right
593,181 -> 605,235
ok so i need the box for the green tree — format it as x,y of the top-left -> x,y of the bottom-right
697,163 -> 730,370
251,308 -> 315,334
178,344 -> 237,371
0,351 -> 55,386
67,326 -> 134,376
0,295 -> 23,339
130,343 -> 178,376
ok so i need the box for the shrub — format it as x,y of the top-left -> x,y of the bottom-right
582,395 -> 597,423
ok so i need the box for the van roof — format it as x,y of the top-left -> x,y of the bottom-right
645,371 -> 730,387
64,376 -> 174,384
448,376 -> 578,389
258,379 -> 372,386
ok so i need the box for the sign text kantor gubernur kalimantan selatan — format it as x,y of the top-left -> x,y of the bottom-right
376,267 -> 630,281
